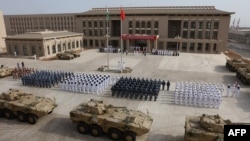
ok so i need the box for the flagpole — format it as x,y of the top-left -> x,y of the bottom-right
106,6 -> 109,69
120,18 -> 123,65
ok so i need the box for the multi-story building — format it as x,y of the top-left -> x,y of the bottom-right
4,6 -> 234,54
0,11 -> 7,51
4,13 -> 76,35
228,28 -> 250,45
4,30 -> 83,59
76,6 -> 234,53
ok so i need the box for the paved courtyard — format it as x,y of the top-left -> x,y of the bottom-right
0,49 -> 250,141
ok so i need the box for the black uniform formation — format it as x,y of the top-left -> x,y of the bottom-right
111,77 -> 161,101
21,70 -> 72,88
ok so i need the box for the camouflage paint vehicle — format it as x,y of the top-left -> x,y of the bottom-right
184,114 -> 230,141
64,50 -> 80,58
225,58 -> 247,72
56,52 -> 74,60
70,99 -> 153,141
236,66 -> 250,84
0,89 -> 57,124
0,68 -> 14,78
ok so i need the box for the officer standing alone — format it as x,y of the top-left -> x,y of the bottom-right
167,80 -> 170,91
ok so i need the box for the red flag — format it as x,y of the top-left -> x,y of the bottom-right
120,7 -> 125,21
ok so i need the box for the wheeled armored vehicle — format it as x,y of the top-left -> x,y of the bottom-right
56,52 -> 74,60
0,89 -> 57,124
70,99 -> 153,141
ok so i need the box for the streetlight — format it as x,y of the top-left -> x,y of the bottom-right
175,35 -> 182,52
105,34 -> 110,69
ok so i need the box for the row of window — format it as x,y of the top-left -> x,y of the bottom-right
182,30 -> 218,39
9,16 -> 74,22
129,21 -> 159,28
83,21 -> 107,28
183,21 -> 219,29
48,40 -> 81,55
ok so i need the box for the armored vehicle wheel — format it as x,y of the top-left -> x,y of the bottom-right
27,114 -> 37,124
77,122 -> 89,134
108,128 -> 122,140
4,109 -> 14,119
17,112 -> 26,122
90,125 -> 102,137
123,131 -> 136,141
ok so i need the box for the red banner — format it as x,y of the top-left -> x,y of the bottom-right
121,34 -> 158,40
120,7 -> 125,21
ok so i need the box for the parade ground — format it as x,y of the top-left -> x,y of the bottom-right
1,49 -> 250,141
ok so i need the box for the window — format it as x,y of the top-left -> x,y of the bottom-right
94,21 -> 97,27
136,21 -> 140,28
190,31 -> 195,39
198,31 -> 203,39
89,30 -> 92,36
8,45 -> 12,54
68,42 -> 71,50
206,21 -> 211,29
23,45 -> 28,56
154,21 -> 158,28
205,31 -> 210,39
31,46 -> 36,55
14,45 -> 19,55
147,21 -> 151,28
191,22 -> 196,29
141,30 -> 145,34
94,30 -> 98,36
182,31 -> 188,38
57,44 -> 61,52
214,21 -> 219,29
95,40 -> 99,47
52,45 -> 56,53
136,30 -> 140,34
154,30 -> 158,35
100,21 -> 103,27
89,40 -> 93,47
212,31 -> 218,39
141,21 -> 145,28
100,30 -> 103,36
129,30 -> 133,34
82,21 -> 86,27
183,21 -> 188,29
88,21 -> 92,27
198,22 -> 203,29
76,41 -> 79,47
129,21 -> 133,28
72,41 -> 75,48
147,30 -> 151,35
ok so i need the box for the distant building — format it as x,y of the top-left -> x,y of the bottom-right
4,13 -> 76,35
228,27 -> 250,45
0,11 -> 7,51
4,30 -> 83,59
4,6 -> 234,54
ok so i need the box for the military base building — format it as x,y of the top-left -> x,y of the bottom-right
4,30 -> 83,59
0,11 -> 7,51
3,6 -> 234,54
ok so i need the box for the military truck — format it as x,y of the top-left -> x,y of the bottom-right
0,67 -> 14,78
64,50 -> 80,58
70,99 -> 153,141
236,66 -> 250,84
56,52 -> 74,60
0,89 -> 57,124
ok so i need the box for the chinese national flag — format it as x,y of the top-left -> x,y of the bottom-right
120,7 -> 125,21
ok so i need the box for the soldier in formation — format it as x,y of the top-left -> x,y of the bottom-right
22,70 -> 69,88
174,81 -> 223,108
12,67 -> 35,79
111,76 -> 161,101
60,73 -> 110,95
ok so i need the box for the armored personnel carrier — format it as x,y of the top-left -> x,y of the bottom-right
0,67 -> 14,78
225,58 -> 247,72
0,89 -> 57,124
56,52 -> 74,60
184,114 -> 229,141
64,50 -> 80,58
236,66 -> 250,84
70,99 -> 153,141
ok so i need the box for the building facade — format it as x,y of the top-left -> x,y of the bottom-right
228,28 -> 250,45
4,6 -> 234,54
0,11 -> 7,51
76,6 -> 234,53
4,13 -> 76,35
5,30 -> 83,58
